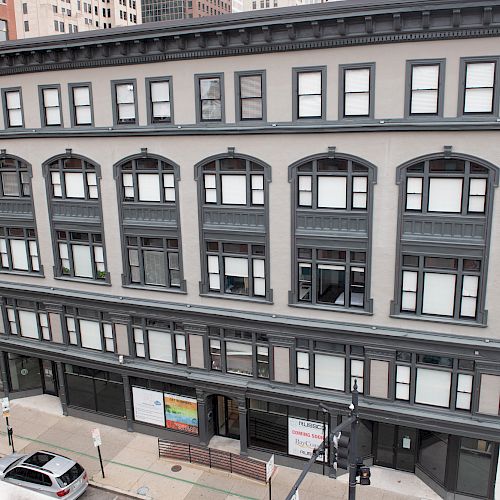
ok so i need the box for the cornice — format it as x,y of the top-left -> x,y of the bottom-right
0,0 -> 500,76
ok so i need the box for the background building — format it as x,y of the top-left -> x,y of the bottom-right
14,0 -> 141,38
0,1 -> 499,499
0,0 -> 16,40
142,0 -> 230,22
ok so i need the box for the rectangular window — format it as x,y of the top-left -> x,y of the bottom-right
57,231 -> 106,281
148,329 -> 173,363
175,334 -> 187,365
468,178 -> 487,213
460,275 -> 479,318
297,71 -> 322,118
149,80 -> 171,124
4,90 -> 23,127
422,273 -> 456,317
71,85 -> 92,126
314,353 -> 345,391
114,82 -> 136,124
127,237 -> 180,288
410,64 -> 440,115
401,270 -> 417,311
221,175 -> 246,204
226,341 -> 253,376
405,177 -> 423,210
350,359 -> 364,393
298,176 -> 312,206
464,62 -> 496,113
343,68 -> 371,117
239,74 -> 263,120
0,227 -> 39,273
317,176 -> 347,208
456,373 -> 473,410
79,319 -> 102,350
210,338 -> 221,370
134,328 -> 145,357
415,368 -> 451,407
296,351 -> 310,385
428,178 -> 463,213
198,76 -> 222,122
257,346 -> 269,378
224,256 -> 248,295
395,365 -> 410,400
41,87 -> 62,126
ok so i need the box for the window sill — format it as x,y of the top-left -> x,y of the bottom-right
122,283 -> 187,294
0,270 -> 44,278
199,292 -> 273,305
389,312 -> 486,328
54,276 -> 111,286
288,301 -> 373,316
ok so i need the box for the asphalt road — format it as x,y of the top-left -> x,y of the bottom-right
82,485 -> 134,499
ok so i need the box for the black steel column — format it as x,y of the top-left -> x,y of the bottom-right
238,399 -> 248,456
0,352 -> 9,398
349,382 -> 360,500
196,389 -> 209,446
122,374 -> 134,432
56,362 -> 68,416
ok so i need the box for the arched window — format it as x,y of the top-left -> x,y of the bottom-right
114,153 -> 184,291
393,154 -> 498,324
289,153 -> 376,312
47,156 -> 99,200
196,153 -> 271,300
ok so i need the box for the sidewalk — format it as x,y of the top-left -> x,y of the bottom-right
0,396 -> 441,500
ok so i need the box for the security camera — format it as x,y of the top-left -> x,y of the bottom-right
118,355 -> 124,364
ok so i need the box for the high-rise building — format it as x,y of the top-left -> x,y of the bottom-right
0,1 -> 499,499
142,0 -> 230,22
14,0 -> 141,38
0,0 -> 16,40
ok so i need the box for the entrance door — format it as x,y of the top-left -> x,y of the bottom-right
41,360 -> 58,396
214,396 -> 240,439
374,423 -> 417,472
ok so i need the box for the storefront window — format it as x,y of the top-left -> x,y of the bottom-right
7,354 -> 42,392
226,341 -> 253,376
65,364 -> 125,418
248,401 -> 287,453
418,431 -> 448,485
456,438 -> 493,498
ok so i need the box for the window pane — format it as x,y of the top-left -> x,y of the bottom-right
456,439 -> 493,498
10,240 -> 29,270
317,265 -> 345,305
65,172 -> 85,198
298,72 -> 321,94
224,257 -> 248,277
317,176 -> 347,208
72,244 -> 93,278
464,88 -> 494,113
151,81 -> 169,102
18,310 -> 39,339
79,319 -> 102,350
422,273 -> 456,316
226,341 -> 253,376
43,88 -> 59,106
345,69 -> 370,92
116,84 -> 134,103
411,90 -> 438,114
314,354 -> 345,391
144,250 -> 166,286
200,78 -> 220,99
73,87 -> 90,105
6,91 -> 21,109
45,107 -> 61,125
221,175 -> 246,205
240,75 -> 261,98
1,172 -> 20,196
75,106 -> 92,125
298,95 -> 321,117
138,174 -> 161,202
148,329 -> 173,362
466,63 -> 495,87
415,368 -> 451,407
242,98 -> 263,119
428,178 -> 463,212
9,109 -> 23,127
412,65 -> 439,90
345,93 -> 369,116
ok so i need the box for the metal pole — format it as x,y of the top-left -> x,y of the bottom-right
268,475 -> 272,500
97,445 -> 105,478
348,381 -> 359,500
322,410 -> 326,476
5,416 -> 10,446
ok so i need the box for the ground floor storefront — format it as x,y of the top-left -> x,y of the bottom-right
0,351 -> 497,500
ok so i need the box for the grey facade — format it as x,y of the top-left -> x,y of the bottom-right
0,1 -> 499,499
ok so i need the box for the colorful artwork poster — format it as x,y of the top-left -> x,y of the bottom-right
164,393 -> 199,434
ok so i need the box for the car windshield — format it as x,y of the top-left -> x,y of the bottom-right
4,457 -> 24,473
56,463 -> 84,487
23,452 -> 56,467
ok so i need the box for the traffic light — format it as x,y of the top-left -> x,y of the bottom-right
332,431 -> 350,470
358,465 -> 371,485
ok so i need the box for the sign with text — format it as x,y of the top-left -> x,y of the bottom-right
91,428 -> 102,448
266,454 -> 275,482
2,397 -> 9,418
164,393 -> 198,435
132,387 -> 166,427
288,418 -> 328,461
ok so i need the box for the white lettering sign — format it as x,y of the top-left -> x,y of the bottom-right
288,418 -> 328,461
266,454 -> 275,481
132,387 -> 165,427
91,428 -> 101,447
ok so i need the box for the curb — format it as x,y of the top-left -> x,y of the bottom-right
89,480 -> 153,500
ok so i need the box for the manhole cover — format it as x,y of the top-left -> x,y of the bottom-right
171,465 -> 182,472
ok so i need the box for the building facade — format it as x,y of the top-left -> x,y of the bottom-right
0,0 -> 16,40
142,0 -> 230,22
14,0 -> 141,38
0,0 -> 499,498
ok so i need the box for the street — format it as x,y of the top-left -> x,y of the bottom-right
83,486 -> 132,499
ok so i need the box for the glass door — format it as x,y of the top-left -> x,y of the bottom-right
375,423 -> 396,468
41,360 -> 58,396
395,427 -> 417,472
215,396 -> 240,439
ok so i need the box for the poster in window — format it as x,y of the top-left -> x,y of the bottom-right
164,393 -> 199,434
132,387 -> 165,427
288,417 -> 328,461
